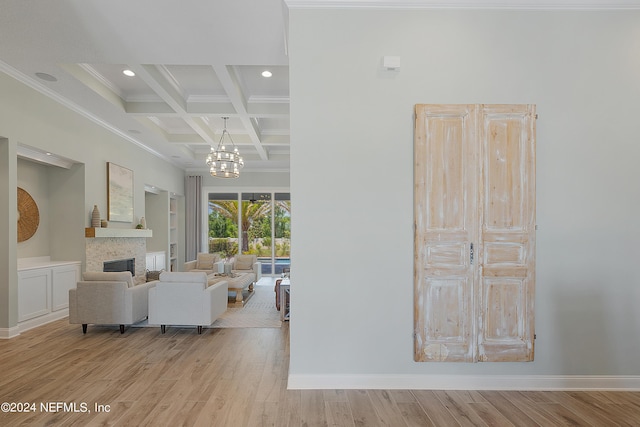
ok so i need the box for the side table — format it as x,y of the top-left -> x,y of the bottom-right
279,278 -> 290,321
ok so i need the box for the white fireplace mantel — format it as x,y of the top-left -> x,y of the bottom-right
85,228 -> 152,238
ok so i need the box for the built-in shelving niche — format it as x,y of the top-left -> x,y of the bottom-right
17,146 -> 85,269
144,186 -> 181,272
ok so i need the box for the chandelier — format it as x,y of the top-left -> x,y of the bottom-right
206,117 -> 244,178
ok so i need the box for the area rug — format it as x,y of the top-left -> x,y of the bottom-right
211,283 -> 281,328
133,282 -> 281,329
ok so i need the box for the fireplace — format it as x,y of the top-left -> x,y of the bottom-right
103,258 -> 135,277
85,235 -> 147,279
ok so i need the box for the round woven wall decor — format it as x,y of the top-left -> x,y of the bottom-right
17,187 -> 39,242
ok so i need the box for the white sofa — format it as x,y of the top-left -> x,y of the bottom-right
69,271 -> 154,334
148,272 -> 228,334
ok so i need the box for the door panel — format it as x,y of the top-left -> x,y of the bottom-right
414,104 -> 477,362
482,106 -> 531,230
415,104 -> 535,363
479,277 -> 532,361
478,104 -> 536,362
420,277 -> 472,361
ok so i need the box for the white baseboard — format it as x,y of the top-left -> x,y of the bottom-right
18,310 -> 68,334
0,311 -> 70,339
0,326 -> 21,339
287,374 -> 640,391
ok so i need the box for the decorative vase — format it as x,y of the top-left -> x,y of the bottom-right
140,216 -> 146,229
101,219 -> 108,228
91,205 -> 101,228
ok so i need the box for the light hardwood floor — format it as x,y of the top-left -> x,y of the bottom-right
1,319 -> 639,426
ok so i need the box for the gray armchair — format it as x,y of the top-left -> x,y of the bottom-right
184,252 -> 224,275
68,271 -> 155,334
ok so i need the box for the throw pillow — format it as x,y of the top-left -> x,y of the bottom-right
146,269 -> 163,282
196,253 -> 218,270
234,255 -> 253,270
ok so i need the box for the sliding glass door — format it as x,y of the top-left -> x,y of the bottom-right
207,191 -> 290,276
273,193 -> 291,274
241,192 -> 272,273
208,193 -> 239,259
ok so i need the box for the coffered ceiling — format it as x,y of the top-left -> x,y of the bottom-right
0,0 -> 290,173
2,1 -> 638,174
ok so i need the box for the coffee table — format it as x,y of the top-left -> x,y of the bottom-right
207,272 -> 255,304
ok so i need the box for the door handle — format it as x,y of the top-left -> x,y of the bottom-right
470,243 -> 474,265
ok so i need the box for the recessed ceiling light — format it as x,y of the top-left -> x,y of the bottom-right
35,72 -> 57,82
261,70 -> 272,78
123,69 -> 136,77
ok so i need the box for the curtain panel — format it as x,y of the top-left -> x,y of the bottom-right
185,175 -> 202,261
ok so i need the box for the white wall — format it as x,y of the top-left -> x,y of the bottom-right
288,8 -> 640,387
200,171 -> 290,189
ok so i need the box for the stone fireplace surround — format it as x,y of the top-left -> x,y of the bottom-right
85,236 -> 147,283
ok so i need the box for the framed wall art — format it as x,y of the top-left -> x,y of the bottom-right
107,162 -> 134,222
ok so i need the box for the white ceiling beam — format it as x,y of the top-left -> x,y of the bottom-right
212,64 -> 269,160
129,64 -> 218,145
125,100 -> 289,118
125,101 -> 176,115
246,102 -> 290,117
61,64 -> 126,111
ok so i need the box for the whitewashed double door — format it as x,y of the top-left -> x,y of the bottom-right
414,104 -> 536,362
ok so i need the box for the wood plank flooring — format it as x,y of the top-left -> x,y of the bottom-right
1,319 -> 639,426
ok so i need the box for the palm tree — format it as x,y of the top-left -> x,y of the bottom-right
209,200 -> 272,253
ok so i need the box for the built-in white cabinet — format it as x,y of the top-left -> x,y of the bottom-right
146,251 -> 166,271
18,268 -> 51,322
17,259 -> 81,332
51,264 -> 81,311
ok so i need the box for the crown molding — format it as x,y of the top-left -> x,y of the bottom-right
285,0 -> 640,10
